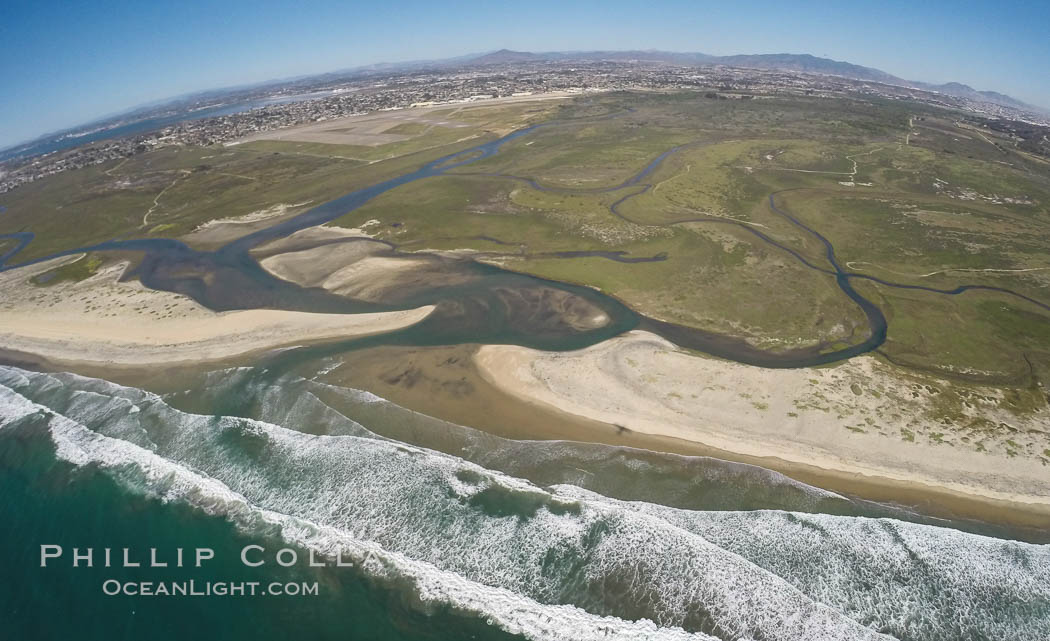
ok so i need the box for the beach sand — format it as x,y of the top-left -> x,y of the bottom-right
0,255 -> 433,367
250,223 -> 384,257
475,331 -> 1050,515
261,244 -> 431,301
258,229 -> 479,302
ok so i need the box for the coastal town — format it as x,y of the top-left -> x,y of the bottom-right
3,58 -> 1048,194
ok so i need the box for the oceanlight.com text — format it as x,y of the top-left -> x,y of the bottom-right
101,580 -> 319,597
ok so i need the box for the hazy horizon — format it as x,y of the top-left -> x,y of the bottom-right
3,0 -> 1048,150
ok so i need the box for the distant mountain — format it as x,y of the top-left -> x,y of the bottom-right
461,49 -> 1046,115
909,81 -> 1041,113
705,53 -> 901,84
469,49 -> 548,65
4,48 -> 1045,160
469,49 -> 703,65
470,49 -> 716,66
695,54 -> 1044,113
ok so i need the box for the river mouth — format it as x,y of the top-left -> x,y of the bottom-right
0,110 -> 887,370
4,107 -> 1046,374
4,105 -> 1050,641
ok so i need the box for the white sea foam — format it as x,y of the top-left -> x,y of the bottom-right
1,381 -> 718,641
3,364 -> 1048,641
554,485 -> 1050,641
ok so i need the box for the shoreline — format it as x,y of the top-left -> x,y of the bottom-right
3,253 -> 1048,536
474,331 -> 1050,534
316,342 -> 1050,538
0,306 -> 434,367
0,256 -> 434,367
3,326 -> 1048,537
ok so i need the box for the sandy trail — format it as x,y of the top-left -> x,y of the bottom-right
845,260 -> 1050,279
142,170 -> 190,227
180,201 -> 318,249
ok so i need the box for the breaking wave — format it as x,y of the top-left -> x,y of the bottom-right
1,364 -> 1047,640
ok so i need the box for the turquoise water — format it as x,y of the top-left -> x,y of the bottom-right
2,364 -> 1048,640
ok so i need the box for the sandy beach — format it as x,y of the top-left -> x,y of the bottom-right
475,330 -> 1050,511
0,255 -> 433,367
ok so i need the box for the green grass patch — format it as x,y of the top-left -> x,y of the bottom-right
30,254 -> 103,286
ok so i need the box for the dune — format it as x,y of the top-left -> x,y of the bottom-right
475,330 -> 1050,511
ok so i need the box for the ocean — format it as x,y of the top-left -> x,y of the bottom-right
1,363 -> 1048,640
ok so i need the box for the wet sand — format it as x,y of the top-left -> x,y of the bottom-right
476,332 -> 1050,524
323,343 -> 627,441
4,247 -> 1048,536
327,341 -> 1050,536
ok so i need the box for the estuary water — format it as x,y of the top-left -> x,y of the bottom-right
2,364 -> 1048,640
0,112 -> 889,369
6,108 -> 1048,371
3,107 -> 1050,639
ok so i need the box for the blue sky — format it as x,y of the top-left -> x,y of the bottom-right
2,0 -> 1048,149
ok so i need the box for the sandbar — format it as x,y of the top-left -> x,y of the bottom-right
0,256 -> 433,367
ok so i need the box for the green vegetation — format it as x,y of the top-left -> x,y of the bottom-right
332,92 -> 1050,403
0,100 -> 571,264
4,91 -> 1049,410
30,254 -> 103,286
855,280 -> 1050,383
